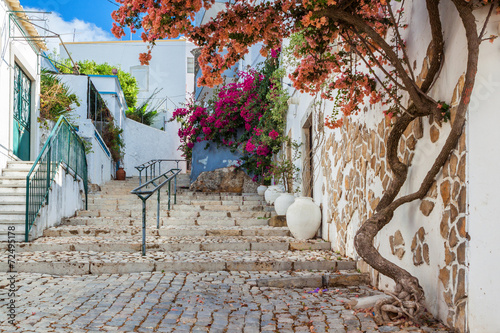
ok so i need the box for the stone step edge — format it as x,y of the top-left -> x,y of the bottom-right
0,259 -> 355,275
0,241 -> 331,252
256,272 -> 370,288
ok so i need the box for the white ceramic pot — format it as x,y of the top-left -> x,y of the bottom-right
257,185 -> 268,196
264,185 -> 285,205
286,197 -> 321,240
274,193 -> 295,216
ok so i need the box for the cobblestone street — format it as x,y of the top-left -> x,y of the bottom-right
0,272 -> 450,333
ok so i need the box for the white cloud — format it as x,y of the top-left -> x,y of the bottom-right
25,8 -> 114,53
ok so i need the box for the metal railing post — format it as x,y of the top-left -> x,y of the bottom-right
174,174 -> 177,204
46,147 -> 51,205
25,177 -> 30,242
141,198 -> 147,256
157,190 -> 160,229
168,179 -> 171,211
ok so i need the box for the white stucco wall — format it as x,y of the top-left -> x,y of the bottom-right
85,131 -> 113,185
29,164 -> 85,239
0,1 -> 42,172
123,118 -> 185,176
56,74 -> 115,186
282,2 -> 500,331
466,12 -> 500,332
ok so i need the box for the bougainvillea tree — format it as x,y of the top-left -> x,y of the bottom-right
170,57 -> 288,180
113,0 -> 498,324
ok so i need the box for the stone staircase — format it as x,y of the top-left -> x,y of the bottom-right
0,161 -> 33,242
0,174 -> 361,279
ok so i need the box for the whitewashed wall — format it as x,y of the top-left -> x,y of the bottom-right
465,9 -> 500,332
57,74 -> 114,185
123,118 -> 185,176
0,0 -> 42,173
30,164 -> 85,239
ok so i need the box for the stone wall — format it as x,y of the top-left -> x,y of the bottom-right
321,76 -> 467,330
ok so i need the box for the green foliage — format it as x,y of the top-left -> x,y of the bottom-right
266,140 -> 301,193
39,70 -> 80,128
125,89 -> 163,126
126,106 -> 157,126
56,59 -> 139,108
102,117 -> 124,162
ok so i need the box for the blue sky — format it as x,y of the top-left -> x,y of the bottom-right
22,0 -> 140,51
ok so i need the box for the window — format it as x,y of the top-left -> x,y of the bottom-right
130,65 -> 149,92
187,57 -> 195,74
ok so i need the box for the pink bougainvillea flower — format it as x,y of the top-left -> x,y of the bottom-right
269,130 -> 279,140
202,127 -> 212,136
246,141 -> 256,152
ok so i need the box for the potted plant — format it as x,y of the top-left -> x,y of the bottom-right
267,140 -> 301,214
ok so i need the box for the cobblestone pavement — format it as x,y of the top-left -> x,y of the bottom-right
0,272 -> 451,333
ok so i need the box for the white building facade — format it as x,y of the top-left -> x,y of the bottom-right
0,0 -> 45,172
59,39 -> 195,169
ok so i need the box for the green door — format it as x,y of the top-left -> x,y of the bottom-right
13,64 -> 31,161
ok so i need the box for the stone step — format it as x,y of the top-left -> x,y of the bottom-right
0,170 -> 29,178
0,203 -> 24,212
0,183 -> 26,189
43,225 -> 292,238
0,178 -> 26,186
62,216 -> 271,227
0,212 -> 25,221
2,236 -> 331,253
0,228 -> 25,242
6,161 -> 33,170
0,196 -> 25,204
0,250 -> 354,274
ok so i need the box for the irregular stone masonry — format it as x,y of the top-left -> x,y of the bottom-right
321,54 -> 468,330
0,272 -> 452,332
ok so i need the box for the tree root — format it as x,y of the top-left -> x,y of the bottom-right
373,283 -> 426,326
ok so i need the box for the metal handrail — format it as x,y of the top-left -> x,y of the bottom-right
135,159 -> 187,185
25,116 -> 88,242
131,168 -> 181,255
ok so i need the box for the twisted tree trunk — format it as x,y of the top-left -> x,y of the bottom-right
354,0 -> 481,324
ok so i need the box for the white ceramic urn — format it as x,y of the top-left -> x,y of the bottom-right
274,193 -> 296,216
257,185 -> 268,196
286,197 -> 321,239
264,185 -> 285,205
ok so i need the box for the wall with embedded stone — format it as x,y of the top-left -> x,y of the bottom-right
281,2 -> 500,331
282,2 -> 500,332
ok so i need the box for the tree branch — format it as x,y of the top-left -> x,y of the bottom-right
385,3 -> 416,82
420,0 -> 445,93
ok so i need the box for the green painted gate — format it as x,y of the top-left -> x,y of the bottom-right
13,64 -> 31,161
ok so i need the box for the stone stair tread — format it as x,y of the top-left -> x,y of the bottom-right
15,178 -> 343,275
0,250 -> 354,274
22,235 -> 329,244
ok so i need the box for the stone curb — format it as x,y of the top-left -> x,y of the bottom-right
0,240 -> 331,253
256,272 -> 370,288
0,259 -> 355,275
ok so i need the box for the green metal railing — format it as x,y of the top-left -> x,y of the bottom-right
25,116 -> 88,242
131,168 -> 181,255
135,159 -> 187,186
